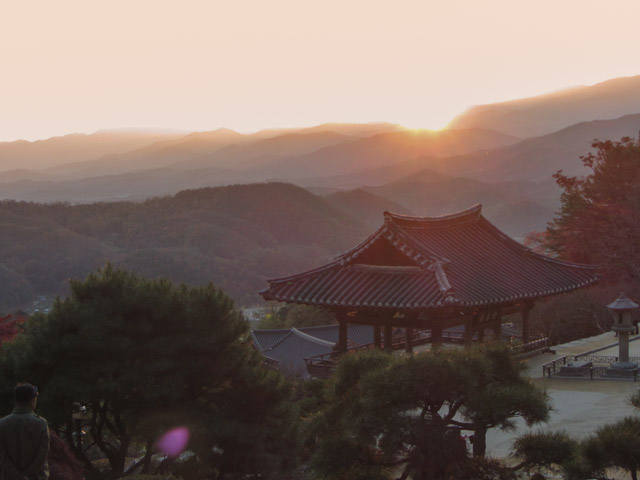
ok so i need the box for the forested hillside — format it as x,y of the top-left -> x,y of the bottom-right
0,183 -> 370,311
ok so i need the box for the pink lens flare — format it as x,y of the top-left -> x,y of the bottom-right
156,427 -> 190,458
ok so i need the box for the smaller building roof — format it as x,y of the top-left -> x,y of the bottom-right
251,324 -> 375,377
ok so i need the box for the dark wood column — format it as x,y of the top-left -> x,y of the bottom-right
493,322 -> 502,340
493,308 -> 502,340
522,303 -> 534,344
405,327 -> 414,353
337,317 -> 348,354
374,325 -> 381,348
464,315 -> 475,347
384,324 -> 393,352
431,322 -> 442,349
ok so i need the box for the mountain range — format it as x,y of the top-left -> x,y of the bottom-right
448,75 -> 640,137
2,74 -> 640,311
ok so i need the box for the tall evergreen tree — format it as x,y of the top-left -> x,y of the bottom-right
547,135 -> 640,282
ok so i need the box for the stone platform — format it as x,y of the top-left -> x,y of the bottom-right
487,331 -> 640,459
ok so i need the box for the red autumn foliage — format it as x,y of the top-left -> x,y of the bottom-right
0,313 -> 25,345
49,431 -> 85,480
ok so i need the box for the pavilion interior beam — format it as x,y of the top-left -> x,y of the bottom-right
342,309 -> 468,330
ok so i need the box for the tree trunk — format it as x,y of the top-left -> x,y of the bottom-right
108,455 -> 125,479
142,437 -> 154,473
472,428 -> 487,457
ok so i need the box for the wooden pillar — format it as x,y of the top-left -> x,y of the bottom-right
384,324 -> 393,352
374,325 -> 381,348
522,304 -> 532,344
489,307 -> 502,341
464,315 -> 475,347
431,323 -> 442,349
477,326 -> 485,343
337,318 -> 348,354
405,327 -> 414,353
493,321 -> 502,340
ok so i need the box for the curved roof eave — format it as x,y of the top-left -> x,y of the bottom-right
383,203 -> 483,227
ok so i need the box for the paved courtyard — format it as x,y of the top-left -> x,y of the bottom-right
487,331 -> 640,459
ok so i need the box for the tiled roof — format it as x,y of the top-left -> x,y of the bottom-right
261,205 -> 599,310
260,329 -> 333,377
298,324 -> 374,347
250,328 -> 292,351
252,324 -> 375,377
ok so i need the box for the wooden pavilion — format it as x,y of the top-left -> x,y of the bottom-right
260,205 -> 599,354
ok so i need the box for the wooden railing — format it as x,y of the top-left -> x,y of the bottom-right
512,337 -> 550,359
304,330 -> 431,377
304,332 -> 550,378
542,354 -> 640,380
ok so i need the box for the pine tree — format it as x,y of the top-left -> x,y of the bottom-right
0,265 -> 298,479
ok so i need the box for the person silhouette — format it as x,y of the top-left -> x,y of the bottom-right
0,383 -> 50,480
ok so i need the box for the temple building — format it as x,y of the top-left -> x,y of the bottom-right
260,205 -> 599,358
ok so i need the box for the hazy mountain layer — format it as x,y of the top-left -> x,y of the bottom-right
432,113 -> 640,184
0,123 -> 401,180
0,130 -> 186,171
0,127 -> 520,202
248,128 -> 519,179
360,169 -> 554,237
448,75 -> 640,137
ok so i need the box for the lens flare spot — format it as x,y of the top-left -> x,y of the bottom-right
157,427 -> 190,458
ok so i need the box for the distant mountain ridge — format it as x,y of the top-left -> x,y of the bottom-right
248,128 -> 519,179
433,113 -> 640,183
0,122 -> 401,176
0,127 -> 519,202
448,75 -> 640,137
0,130 -> 187,171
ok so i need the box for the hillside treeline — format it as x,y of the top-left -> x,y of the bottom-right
0,183 -> 370,311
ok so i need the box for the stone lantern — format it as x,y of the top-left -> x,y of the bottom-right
607,292 -> 639,370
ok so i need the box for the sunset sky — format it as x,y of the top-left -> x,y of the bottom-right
2,0 -> 639,142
